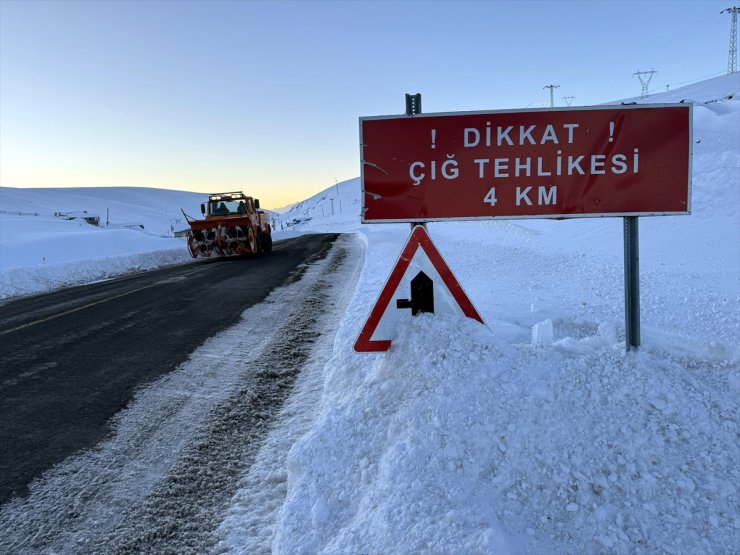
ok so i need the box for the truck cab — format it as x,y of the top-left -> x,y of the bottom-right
186,191 -> 272,258
201,192 -> 260,219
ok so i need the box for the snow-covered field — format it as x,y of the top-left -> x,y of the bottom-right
0,187 -> 206,298
1,74 -> 738,553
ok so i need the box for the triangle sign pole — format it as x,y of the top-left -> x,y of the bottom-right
354,225 -> 484,353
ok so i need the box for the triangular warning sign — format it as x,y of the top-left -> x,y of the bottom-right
354,225 -> 485,352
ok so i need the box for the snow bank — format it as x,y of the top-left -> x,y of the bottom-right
230,73 -> 740,553
0,247 -> 192,299
275,315 -> 738,553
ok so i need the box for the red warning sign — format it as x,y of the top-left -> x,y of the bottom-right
354,226 -> 484,352
360,104 -> 692,222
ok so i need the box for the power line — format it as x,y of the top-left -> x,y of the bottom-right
671,70 -> 726,88
633,69 -> 658,98
722,6 -> 739,74
543,84 -> 559,107
562,96 -> 575,107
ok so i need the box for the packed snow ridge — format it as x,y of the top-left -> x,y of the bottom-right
0,74 -> 738,553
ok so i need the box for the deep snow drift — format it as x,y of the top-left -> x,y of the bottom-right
1,74 -> 738,553
223,74 -> 740,554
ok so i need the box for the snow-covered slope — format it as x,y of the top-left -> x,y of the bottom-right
271,178 -> 362,235
612,72 -> 739,105
219,74 -> 740,553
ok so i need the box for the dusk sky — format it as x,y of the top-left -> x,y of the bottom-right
0,0 -> 732,208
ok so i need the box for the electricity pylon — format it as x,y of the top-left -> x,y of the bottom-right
543,84 -> 560,107
633,69 -> 657,98
723,7 -> 739,74
562,96 -> 575,106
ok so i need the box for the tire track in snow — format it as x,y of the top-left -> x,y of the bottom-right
106,278 -> 337,553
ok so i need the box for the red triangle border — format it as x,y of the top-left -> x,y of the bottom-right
354,226 -> 484,352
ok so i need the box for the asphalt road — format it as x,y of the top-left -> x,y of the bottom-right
0,233 -> 339,504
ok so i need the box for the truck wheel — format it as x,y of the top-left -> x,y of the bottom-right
255,229 -> 264,254
264,233 -> 273,253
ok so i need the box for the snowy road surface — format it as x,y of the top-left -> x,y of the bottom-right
0,233 -> 340,502
0,233 -> 362,552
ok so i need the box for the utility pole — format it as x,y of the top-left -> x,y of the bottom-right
722,7 -> 739,74
562,95 -> 575,107
633,69 -> 657,98
543,84 -> 560,107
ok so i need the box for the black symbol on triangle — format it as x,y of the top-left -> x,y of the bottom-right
396,271 -> 434,316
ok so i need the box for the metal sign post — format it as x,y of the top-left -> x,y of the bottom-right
405,93 -> 426,231
624,216 -> 641,350
405,93 -> 421,116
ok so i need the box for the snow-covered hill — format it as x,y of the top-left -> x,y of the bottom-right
612,72 -> 739,105
0,187 -> 205,298
0,74 -> 738,553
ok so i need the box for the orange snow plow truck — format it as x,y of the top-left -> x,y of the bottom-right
183,192 -> 272,258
